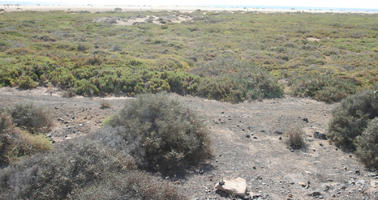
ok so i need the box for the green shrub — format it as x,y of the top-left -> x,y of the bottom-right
75,79 -> 99,96
192,57 -> 283,103
355,118 -> 377,169
17,76 -> 38,89
289,73 -> 358,103
10,104 -> 53,134
0,139 -> 136,200
328,90 -> 378,150
285,126 -> 306,150
108,93 -> 212,173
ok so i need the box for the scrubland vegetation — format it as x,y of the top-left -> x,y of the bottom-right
0,94 -> 210,199
0,104 -> 52,167
328,90 -> 377,169
0,11 -> 377,102
0,10 -> 377,199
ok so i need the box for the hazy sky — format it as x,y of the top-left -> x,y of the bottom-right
12,0 -> 378,9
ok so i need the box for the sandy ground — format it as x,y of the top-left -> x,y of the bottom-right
0,87 -> 377,199
1,5 -> 377,14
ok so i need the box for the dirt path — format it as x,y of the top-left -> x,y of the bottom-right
0,87 -> 376,200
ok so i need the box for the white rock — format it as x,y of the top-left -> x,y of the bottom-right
215,177 -> 248,197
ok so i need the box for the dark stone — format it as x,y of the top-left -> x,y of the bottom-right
303,118 -> 309,123
246,134 -> 251,138
274,130 -> 283,135
308,191 -> 322,197
314,132 -> 327,140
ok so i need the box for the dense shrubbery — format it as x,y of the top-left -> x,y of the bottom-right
285,126 -> 306,150
0,138 -> 184,200
193,58 -> 283,103
10,104 -> 53,134
355,118 -> 378,169
107,93 -> 212,173
328,90 -> 377,151
1,11 -> 376,103
289,73 -> 358,103
0,110 -> 51,167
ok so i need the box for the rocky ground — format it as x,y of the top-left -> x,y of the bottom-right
0,87 -> 376,200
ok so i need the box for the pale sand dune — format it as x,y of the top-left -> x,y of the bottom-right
1,4 -> 376,13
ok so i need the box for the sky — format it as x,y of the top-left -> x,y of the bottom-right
3,0 -> 378,9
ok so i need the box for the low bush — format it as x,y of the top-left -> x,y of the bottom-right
0,139 -> 136,200
192,57 -> 283,103
0,112 -> 51,167
0,135 -> 186,200
288,73 -> 358,103
17,76 -> 38,89
285,126 -> 306,150
107,93 -> 212,173
10,104 -> 53,134
71,171 -> 187,200
355,118 -> 378,169
328,90 -> 378,151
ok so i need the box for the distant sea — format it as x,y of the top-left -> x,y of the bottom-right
1,1 -> 378,13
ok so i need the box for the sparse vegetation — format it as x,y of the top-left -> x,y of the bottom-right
285,126 -> 306,150
328,90 -> 377,151
355,118 -> 378,170
0,109 -> 51,167
9,104 -> 53,134
107,93 -> 212,173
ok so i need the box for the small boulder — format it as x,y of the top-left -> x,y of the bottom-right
215,177 -> 248,197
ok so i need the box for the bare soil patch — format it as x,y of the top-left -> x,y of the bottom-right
0,88 -> 376,199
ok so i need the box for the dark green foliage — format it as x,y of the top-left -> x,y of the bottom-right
108,93 -> 212,173
0,139 -> 136,200
289,73 -> 358,103
285,126 -> 306,150
10,104 -> 53,134
355,118 -> 378,169
328,90 -> 378,150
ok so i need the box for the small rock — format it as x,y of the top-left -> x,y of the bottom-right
215,177 -> 248,198
303,118 -> 309,123
308,191 -> 322,197
253,136 -> 258,139
274,130 -> 283,135
314,132 -> 327,140
246,134 -> 251,138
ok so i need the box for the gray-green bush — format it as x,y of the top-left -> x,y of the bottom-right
355,118 -> 378,169
328,90 -> 378,150
108,93 -> 212,173
10,104 -> 53,134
